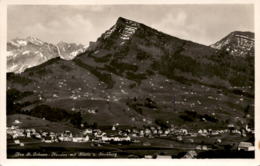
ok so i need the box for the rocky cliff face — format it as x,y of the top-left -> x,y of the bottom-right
211,31 -> 254,57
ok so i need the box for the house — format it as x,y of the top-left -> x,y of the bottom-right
43,136 -> 54,143
41,132 -> 48,137
83,129 -> 93,135
11,125 -> 18,130
64,137 -> 73,142
202,129 -> 208,134
152,129 -> 158,135
132,129 -> 138,133
50,132 -> 55,136
216,139 -> 222,144
53,94 -> 58,98
44,140 -> 53,143
245,125 -> 252,132
13,120 -> 22,124
110,136 -> 120,142
158,129 -> 163,135
202,145 -> 208,150
131,133 -> 137,137
232,130 -> 241,135
121,136 -> 131,141
101,136 -> 111,142
198,129 -> 203,134
11,133 -> 19,139
64,130 -> 73,137
35,133 -> 42,139
195,145 -> 202,150
14,139 -> 20,144
177,136 -> 183,141
145,128 -> 151,135
180,129 -> 188,135
238,142 -> 254,151
118,130 -> 123,135
211,131 -> 220,136
164,129 -> 170,135
26,132 -> 31,138
139,130 -> 144,137
31,129 -> 36,134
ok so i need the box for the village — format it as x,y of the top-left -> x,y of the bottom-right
7,118 -> 255,158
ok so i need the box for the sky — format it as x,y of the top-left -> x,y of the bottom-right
7,4 -> 254,46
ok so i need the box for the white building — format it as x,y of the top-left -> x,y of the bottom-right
72,136 -> 89,143
238,142 -> 254,151
13,120 -> 22,124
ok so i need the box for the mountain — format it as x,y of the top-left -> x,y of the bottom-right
7,37 -> 85,73
210,31 -> 254,57
7,17 -> 254,130
56,41 -> 85,60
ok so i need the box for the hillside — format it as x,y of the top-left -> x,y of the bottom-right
7,17 -> 254,131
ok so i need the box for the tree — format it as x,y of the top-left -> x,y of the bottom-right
92,122 -> 98,129
70,112 -> 82,128
155,118 -> 169,129
244,104 -> 250,115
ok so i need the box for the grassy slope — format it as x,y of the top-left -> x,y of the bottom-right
7,114 -> 80,134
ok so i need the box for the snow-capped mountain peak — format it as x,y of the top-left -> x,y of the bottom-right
26,36 -> 45,46
7,37 -> 86,73
56,42 -> 85,60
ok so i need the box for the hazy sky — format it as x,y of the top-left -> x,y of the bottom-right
7,5 -> 254,46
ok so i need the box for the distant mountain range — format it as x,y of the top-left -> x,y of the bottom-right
7,27 -> 254,74
7,17 -> 254,130
7,36 -> 85,73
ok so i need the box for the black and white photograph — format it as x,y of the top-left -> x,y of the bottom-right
1,1 -> 259,162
